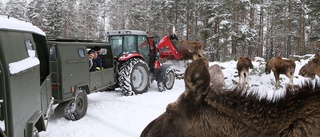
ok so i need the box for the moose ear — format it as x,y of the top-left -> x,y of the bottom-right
184,58 -> 210,95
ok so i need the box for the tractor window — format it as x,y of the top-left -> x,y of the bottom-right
137,35 -> 150,63
109,36 -> 122,57
138,36 -> 148,48
124,36 -> 136,52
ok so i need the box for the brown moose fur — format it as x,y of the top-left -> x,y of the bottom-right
179,50 -> 198,60
265,57 -> 296,89
176,40 -> 203,60
141,56 -> 320,137
178,40 -> 203,51
313,51 -> 320,63
192,52 -> 209,67
236,57 -> 253,88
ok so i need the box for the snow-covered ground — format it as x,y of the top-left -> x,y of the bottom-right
40,55 -> 318,137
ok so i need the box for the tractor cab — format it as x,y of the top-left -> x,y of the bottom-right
106,30 -> 153,66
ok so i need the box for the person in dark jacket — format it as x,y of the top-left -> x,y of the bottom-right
169,30 -> 179,41
88,50 -> 97,72
169,30 -> 179,47
92,46 -> 103,70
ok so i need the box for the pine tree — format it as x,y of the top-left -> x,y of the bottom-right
43,0 -> 64,39
0,1 -> 4,14
78,0 -> 100,39
61,0 -> 78,39
4,0 -> 28,20
26,0 -> 46,28
306,0 -> 320,48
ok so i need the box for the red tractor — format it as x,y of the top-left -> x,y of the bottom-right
106,30 -> 178,96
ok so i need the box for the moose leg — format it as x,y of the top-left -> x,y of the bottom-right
288,75 -> 294,89
245,70 -> 249,88
289,75 -> 294,88
238,72 -> 242,86
239,71 -> 244,88
285,72 -> 294,89
273,72 -> 280,89
316,71 -> 320,78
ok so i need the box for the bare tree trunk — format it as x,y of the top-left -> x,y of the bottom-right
223,47 -> 228,61
310,18 -> 314,53
269,39 -> 274,60
258,0 -> 264,57
174,0 -> 178,27
195,0 -> 199,40
267,23 -> 274,60
286,0 -> 292,57
214,19 -> 219,61
231,0 -> 237,60
63,16 -> 67,38
248,0 -> 255,57
128,0 -> 133,29
186,0 -> 190,40
300,0 -> 306,55
121,0 -> 125,29
161,4 -> 168,36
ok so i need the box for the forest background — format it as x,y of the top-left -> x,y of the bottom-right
0,0 -> 319,61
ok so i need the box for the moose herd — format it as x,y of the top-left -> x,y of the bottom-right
141,51 -> 320,137
236,53 -> 319,89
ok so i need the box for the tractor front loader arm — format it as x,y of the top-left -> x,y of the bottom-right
157,36 -> 183,60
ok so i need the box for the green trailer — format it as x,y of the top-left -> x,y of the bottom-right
47,40 -> 116,121
0,16 -> 53,137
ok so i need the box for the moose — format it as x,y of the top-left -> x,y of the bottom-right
178,40 -> 203,51
141,55 -> 320,137
208,64 -> 225,88
265,57 -> 296,89
299,54 -> 320,79
177,40 -> 203,60
236,57 -> 253,88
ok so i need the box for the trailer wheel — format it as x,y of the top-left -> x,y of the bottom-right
55,90 -> 88,121
118,58 -> 150,96
67,90 -> 88,120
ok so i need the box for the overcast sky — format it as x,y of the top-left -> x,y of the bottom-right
1,0 -> 8,4
1,0 -> 6,4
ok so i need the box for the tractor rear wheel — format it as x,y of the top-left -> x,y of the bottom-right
157,68 -> 175,92
163,69 -> 175,90
118,58 -> 150,96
